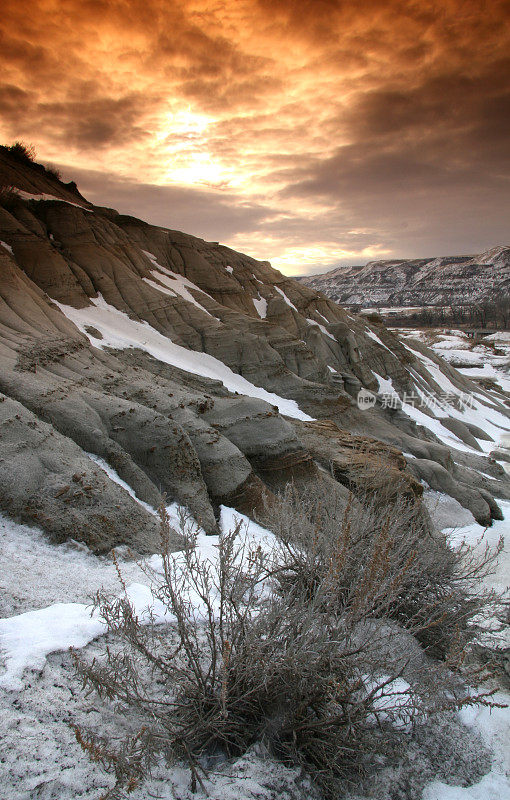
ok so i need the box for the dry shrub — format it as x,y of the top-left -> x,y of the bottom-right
267,484 -> 504,658
72,495 -> 505,799
44,163 -> 62,181
331,448 -> 421,504
6,141 -> 36,163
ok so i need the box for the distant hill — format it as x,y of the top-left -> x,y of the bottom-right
297,248 -> 510,308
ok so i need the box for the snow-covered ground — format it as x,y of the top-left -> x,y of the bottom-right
0,487 -> 289,799
386,328 -> 510,456
1,324 -> 509,798
418,498 -> 510,800
0,504 -> 274,693
1,480 -> 509,798
396,328 -> 510,395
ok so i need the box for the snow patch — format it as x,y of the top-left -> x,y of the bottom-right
142,250 -> 216,317
14,189 -> 91,211
306,318 -> 336,340
372,371 -> 399,397
0,507 -> 276,692
274,286 -> 299,312
55,295 -> 314,421
365,327 -> 393,353
253,296 -> 267,319
424,695 -> 510,800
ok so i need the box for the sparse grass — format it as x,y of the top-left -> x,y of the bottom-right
44,164 -> 62,181
6,141 -> 37,163
1,142 -> 63,184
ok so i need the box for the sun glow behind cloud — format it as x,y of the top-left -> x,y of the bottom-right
154,107 -> 228,186
1,0 -> 508,273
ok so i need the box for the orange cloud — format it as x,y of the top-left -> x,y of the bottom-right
1,0 -> 509,271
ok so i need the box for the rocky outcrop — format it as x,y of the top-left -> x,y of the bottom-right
406,458 -> 499,527
0,394 -> 174,554
0,148 -> 509,551
293,419 -> 423,503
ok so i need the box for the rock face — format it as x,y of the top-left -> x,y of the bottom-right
0,394 -> 169,554
0,148 -> 509,551
297,248 -> 510,308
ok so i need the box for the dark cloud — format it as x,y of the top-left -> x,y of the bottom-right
0,0 -> 508,271
0,86 -> 154,149
41,94 -> 153,148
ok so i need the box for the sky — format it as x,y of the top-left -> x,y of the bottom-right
1,0 -> 509,275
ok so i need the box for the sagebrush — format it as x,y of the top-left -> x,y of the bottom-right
73,492 -> 505,799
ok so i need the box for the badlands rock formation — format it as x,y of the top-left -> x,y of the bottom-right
298,248 -> 510,308
1,147 -> 509,551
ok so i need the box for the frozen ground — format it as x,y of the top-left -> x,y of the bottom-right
1,481 -> 509,799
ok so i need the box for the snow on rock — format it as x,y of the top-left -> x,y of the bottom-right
444,499 -> 510,598
364,327 -> 394,353
142,249 -> 216,317
274,286 -> 299,312
374,338 -> 510,454
253,295 -> 268,318
370,371 -> 473,451
1,240 -> 13,255
306,317 -> 336,340
86,452 -> 157,514
55,294 -> 314,421
14,189 -> 91,210
399,329 -> 510,397
458,363 -> 510,395
372,371 -> 399,398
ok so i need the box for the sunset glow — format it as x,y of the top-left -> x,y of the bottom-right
1,0 -> 508,273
